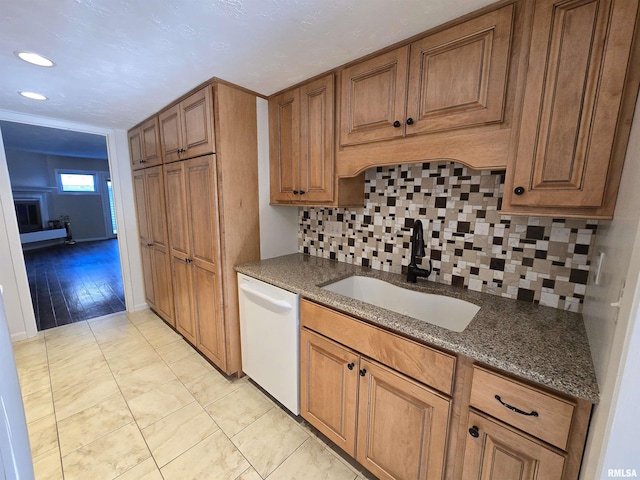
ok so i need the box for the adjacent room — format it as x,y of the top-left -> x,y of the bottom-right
1,1 -> 640,479
0,120 -> 124,331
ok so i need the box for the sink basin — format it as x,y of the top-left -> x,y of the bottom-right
321,276 -> 479,332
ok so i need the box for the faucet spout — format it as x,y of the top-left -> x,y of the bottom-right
407,219 -> 432,283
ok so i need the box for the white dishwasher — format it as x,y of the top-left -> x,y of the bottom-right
237,273 -> 300,415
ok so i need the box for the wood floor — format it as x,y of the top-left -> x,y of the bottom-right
23,239 -> 125,331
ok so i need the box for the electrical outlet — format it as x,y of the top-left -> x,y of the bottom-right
324,221 -> 343,237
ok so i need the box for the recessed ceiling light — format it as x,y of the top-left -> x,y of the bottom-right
15,51 -> 54,67
19,91 -> 48,101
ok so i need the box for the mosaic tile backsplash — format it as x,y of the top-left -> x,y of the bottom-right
298,163 -> 598,312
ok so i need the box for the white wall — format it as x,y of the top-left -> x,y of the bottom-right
0,129 -> 37,341
581,95 -> 640,477
0,110 -> 147,339
256,98 -> 298,259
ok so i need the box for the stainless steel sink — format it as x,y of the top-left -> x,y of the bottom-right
322,275 -> 479,332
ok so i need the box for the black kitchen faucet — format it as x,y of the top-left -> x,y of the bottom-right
407,219 -> 432,283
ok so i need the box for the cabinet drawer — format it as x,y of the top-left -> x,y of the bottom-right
470,366 -> 575,450
301,300 -> 455,395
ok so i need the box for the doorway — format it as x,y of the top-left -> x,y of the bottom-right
0,120 -> 126,331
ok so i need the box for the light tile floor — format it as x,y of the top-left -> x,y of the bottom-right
13,310 -> 369,480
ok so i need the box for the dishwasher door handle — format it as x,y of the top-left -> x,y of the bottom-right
240,283 -> 293,310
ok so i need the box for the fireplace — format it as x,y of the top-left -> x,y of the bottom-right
15,200 -> 42,233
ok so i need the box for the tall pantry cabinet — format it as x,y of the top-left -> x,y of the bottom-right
132,166 -> 175,326
129,80 -> 260,375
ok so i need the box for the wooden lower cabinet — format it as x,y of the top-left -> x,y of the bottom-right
300,328 -> 451,480
461,411 -> 565,480
300,328 -> 358,456
164,156 -> 226,368
171,253 -> 197,344
132,166 -> 175,326
191,261 -> 225,366
357,358 -> 450,480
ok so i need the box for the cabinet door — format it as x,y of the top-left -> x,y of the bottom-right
340,46 -> 409,146
145,167 -> 169,249
140,243 -> 156,309
132,171 -> 155,308
183,155 -> 225,367
184,156 -> 220,265
151,247 -> 175,327
164,163 -> 190,258
269,88 -> 300,203
300,328 -> 359,457
164,162 -> 196,342
192,262 -> 225,368
508,0 -> 638,209
356,358 -> 450,480
172,256 -> 197,344
141,117 -> 162,167
132,171 -> 150,241
181,87 -> 215,159
159,103 -> 183,164
461,411 -> 565,480
299,74 -> 334,203
406,5 -> 513,135
128,127 -> 144,170
145,166 -> 174,324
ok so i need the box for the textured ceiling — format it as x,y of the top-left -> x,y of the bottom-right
1,0 -> 497,130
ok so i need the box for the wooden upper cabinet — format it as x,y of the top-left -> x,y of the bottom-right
300,75 -> 335,202
269,88 -> 300,203
140,117 -> 162,167
128,128 -> 144,170
159,86 -> 215,163
503,0 -> 640,218
340,47 -> 409,145
159,104 -> 182,164
406,4 -> 513,135
129,117 -> 162,170
270,73 -> 335,204
339,5 -> 514,147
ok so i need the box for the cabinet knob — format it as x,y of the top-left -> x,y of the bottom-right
393,120 -> 401,128
293,190 -> 299,195
406,117 -> 414,125
469,426 -> 479,438
514,186 -> 525,195
147,243 -> 153,247
299,190 -> 306,195
359,368 -> 367,377
185,258 -> 193,263
347,362 -> 355,370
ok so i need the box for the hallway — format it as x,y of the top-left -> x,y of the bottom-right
23,239 -> 125,331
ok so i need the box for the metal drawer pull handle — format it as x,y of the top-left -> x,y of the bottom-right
494,395 -> 538,417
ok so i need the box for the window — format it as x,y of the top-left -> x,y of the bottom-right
57,172 -> 97,193
107,180 -> 117,235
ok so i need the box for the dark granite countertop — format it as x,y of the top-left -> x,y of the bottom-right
235,253 -> 599,403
